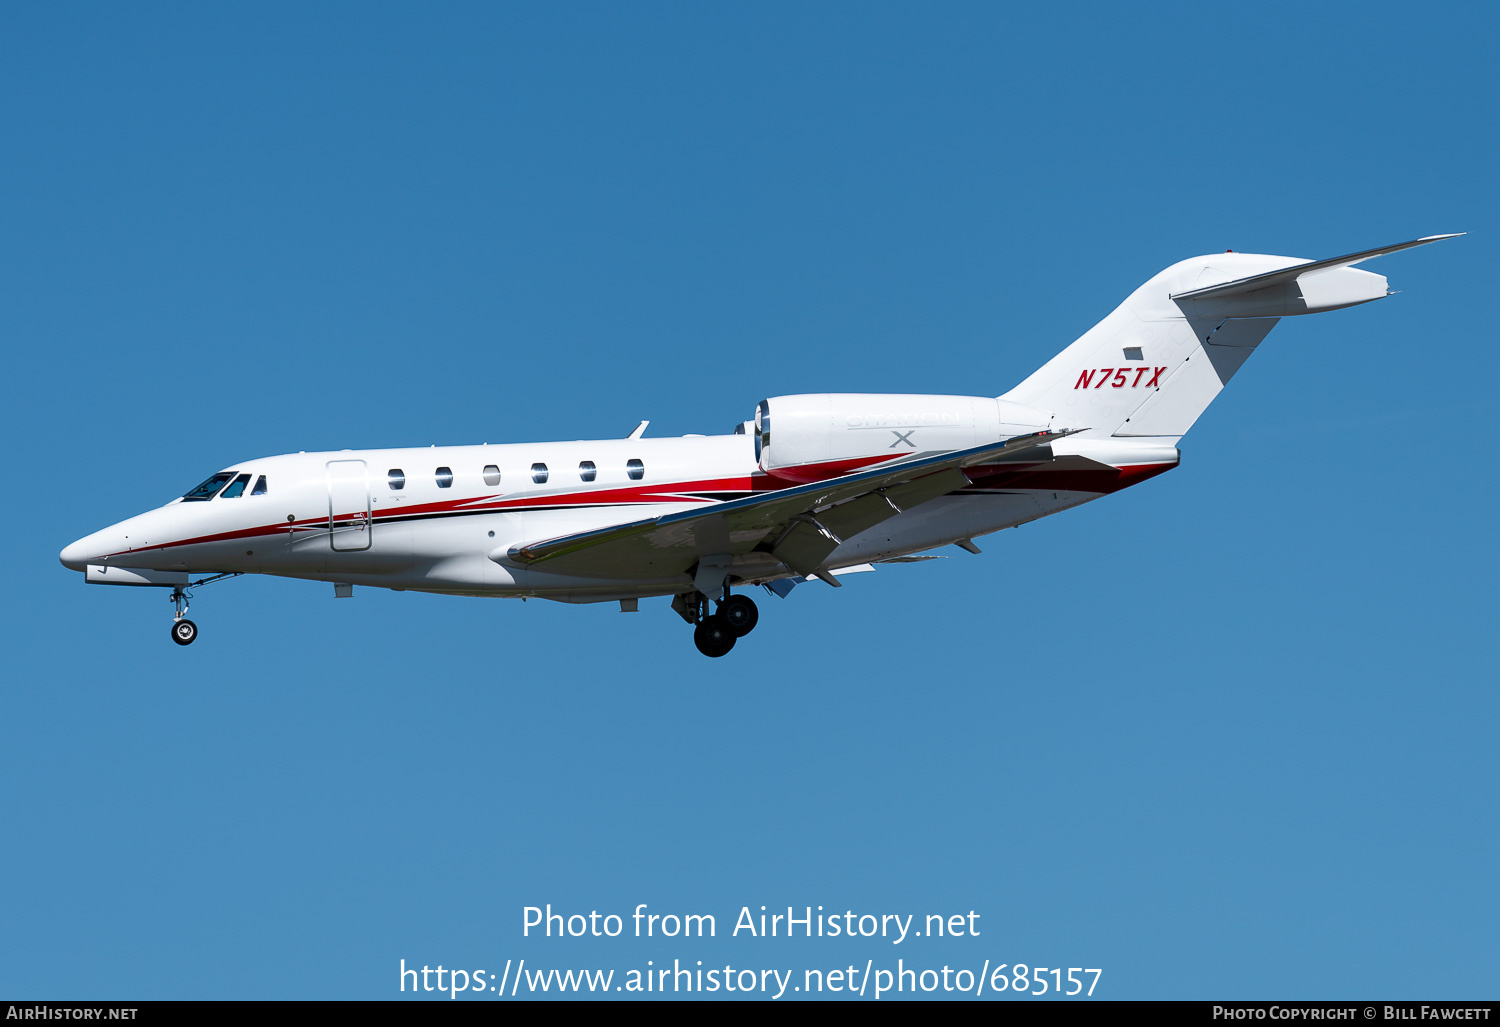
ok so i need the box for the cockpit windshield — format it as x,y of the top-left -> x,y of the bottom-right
219,473 -> 252,499
181,472 -> 236,501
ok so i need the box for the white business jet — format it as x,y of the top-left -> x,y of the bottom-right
61,235 -> 1460,656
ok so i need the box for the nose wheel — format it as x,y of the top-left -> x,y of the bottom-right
168,587 -> 198,645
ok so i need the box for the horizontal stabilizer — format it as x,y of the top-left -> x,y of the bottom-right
1169,234 -> 1463,301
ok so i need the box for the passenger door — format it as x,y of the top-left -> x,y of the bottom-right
326,459 -> 372,552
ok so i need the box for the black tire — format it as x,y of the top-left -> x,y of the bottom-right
720,594 -> 759,637
693,614 -> 737,658
171,618 -> 198,646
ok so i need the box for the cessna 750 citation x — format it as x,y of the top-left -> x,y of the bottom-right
60,235 -> 1460,656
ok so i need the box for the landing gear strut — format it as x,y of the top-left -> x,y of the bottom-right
165,572 -> 240,647
676,586 -> 760,658
169,588 -> 197,646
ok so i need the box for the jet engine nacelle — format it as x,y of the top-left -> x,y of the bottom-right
754,393 -> 1052,482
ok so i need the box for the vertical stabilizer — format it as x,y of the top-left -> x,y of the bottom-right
1001,236 -> 1460,440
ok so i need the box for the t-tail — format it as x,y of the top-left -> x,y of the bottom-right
1001,235 -> 1463,441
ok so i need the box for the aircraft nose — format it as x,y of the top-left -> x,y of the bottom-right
60,535 -> 98,571
60,539 -> 87,571
60,528 -> 115,571
62,509 -> 167,572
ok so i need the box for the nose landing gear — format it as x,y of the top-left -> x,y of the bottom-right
164,572 -> 241,647
169,587 -> 197,646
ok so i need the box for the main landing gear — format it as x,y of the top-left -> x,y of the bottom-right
720,593 -> 759,636
166,572 -> 241,646
693,615 -> 737,658
675,589 -> 760,658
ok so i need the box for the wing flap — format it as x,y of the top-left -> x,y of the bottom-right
816,491 -> 901,541
767,466 -> 969,575
770,519 -> 841,577
879,466 -> 972,512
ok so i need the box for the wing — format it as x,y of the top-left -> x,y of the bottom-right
506,429 -> 1081,582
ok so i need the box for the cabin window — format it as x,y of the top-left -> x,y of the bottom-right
436,467 -> 454,488
626,459 -> 645,481
219,473 -> 252,499
532,463 -> 549,484
483,465 -> 501,486
388,469 -> 405,490
251,475 -> 268,496
181,472 -> 236,502
579,460 -> 596,482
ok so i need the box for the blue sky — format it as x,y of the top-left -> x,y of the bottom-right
2,2 -> 1494,1000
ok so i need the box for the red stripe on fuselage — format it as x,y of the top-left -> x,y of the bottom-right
106,474 -> 763,557
108,456 -> 1174,558
756,453 -> 902,487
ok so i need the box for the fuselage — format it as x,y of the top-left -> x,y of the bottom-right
59,430 -> 1178,604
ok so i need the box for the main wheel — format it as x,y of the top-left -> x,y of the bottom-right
693,614 -> 737,658
171,618 -> 198,646
720,594 -> 759,637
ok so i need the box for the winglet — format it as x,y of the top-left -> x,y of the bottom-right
627,420 -> 649,439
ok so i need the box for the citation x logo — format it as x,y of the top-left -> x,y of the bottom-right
1074,367 -> 1167,390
